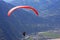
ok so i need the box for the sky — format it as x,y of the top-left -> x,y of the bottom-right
3,0 -> 14,2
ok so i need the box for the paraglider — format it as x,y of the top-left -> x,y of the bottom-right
22,32 -> 26,36
7,6 -> 39,39
8,6 -> 38,16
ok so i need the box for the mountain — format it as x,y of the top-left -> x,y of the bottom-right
0,0 -> 60,40
10,0 -> 60,17
0,1 -> 44,40
0,1 -> 21,40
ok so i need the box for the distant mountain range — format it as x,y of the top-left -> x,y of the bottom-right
9,0 -> 60,17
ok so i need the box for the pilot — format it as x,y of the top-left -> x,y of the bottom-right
22,32 -> 26,36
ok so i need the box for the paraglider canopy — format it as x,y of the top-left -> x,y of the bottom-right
8,6 -> 39,16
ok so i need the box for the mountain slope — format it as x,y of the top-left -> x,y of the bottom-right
0,0 -> 60,40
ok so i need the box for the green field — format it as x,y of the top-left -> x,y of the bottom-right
40,32 -> 60,38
